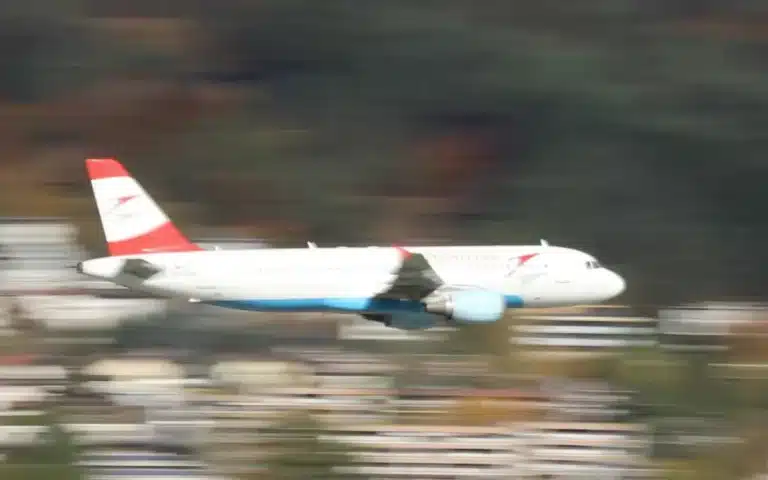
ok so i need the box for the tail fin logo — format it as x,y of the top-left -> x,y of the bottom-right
105,195 -> 139,217
86,158 -> 201,256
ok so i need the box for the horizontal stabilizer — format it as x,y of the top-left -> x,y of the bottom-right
119,258 -> 163,280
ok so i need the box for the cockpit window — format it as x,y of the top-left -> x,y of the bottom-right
585,260 -> 602,269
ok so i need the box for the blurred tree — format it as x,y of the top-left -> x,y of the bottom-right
0,411 -> 84,480
659,416 -> 768,480
608,347 -> 741,420
0,0 -> 183,103
727,317 -> 768,363
441,313 -> 517,357
263,412 -> 363,480
2,0 -> 768,302
179,0 -> 768,303
606,346 -> 768,476
444,395 -> 543,426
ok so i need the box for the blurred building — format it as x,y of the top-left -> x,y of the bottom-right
0,219 -> 83,290
515,306 -> 657,354
659,302 -> 768,351
3,218 -> 760,478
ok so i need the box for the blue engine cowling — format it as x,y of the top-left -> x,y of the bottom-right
424,289 -> 505,324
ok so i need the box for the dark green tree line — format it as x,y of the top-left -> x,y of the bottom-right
173,0 -> 768,305
3,0 -> 768,304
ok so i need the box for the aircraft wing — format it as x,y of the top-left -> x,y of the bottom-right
375,248 -> 444,300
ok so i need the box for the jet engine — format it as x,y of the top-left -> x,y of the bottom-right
423,289 -> 505,324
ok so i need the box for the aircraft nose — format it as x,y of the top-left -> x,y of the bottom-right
603,269 -> 626,298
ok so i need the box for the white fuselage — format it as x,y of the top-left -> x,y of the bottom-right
77,244 -> 625,313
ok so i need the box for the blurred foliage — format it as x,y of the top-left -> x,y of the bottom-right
727,319 -> 768,363
443,396 -> 543,426
262,412 -> 363,480
0,410 -> 84,480
8,1 -> 768,474
0,0 -> 765,304
204,411 -> 363,480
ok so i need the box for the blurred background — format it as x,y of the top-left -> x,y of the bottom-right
2,0 -> 768,478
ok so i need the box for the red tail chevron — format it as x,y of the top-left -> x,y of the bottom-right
86,158 -> 202,256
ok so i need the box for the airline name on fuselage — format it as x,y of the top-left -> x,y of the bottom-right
155,250 -> 536,274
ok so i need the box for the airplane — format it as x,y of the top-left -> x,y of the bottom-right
76,158 -> 626,330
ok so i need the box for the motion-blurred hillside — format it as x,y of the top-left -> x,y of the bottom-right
1,0 -> 768,305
